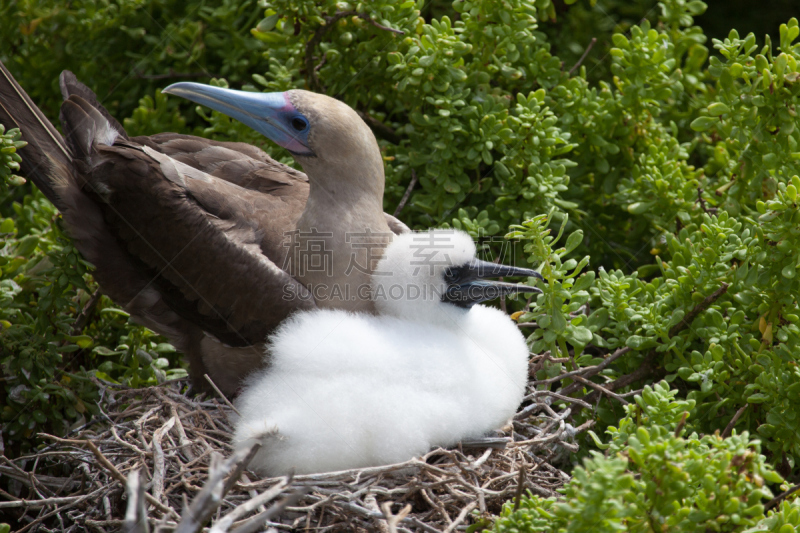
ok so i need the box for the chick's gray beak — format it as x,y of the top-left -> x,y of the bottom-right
442,259 -> 542,309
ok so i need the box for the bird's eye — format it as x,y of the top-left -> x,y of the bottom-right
443,267 -> 461,284
290,117 -> 308,132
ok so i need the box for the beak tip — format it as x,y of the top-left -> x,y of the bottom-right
162,82 -> 203,97
161,83 -> 186,97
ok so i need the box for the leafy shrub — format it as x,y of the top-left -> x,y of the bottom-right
0,0 -> 268,123
0,169 -> 185,454
504,6 -> 800,474
0,125 -> 26,187
492,383 -> 799,532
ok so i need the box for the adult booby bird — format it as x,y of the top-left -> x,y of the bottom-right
0,62 -> 407,396
234,229 -> 541,476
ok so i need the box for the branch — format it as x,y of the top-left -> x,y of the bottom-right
228,489 -> 308,533
354,13 -> 404,34
668,283 -> 729,338
38,434 -> 180,519
358,110 -> 403,145
174,443 -> 265,533
674,411 -> 688,438
209,475 -> 295,533
549,346 -> 631,397
443,501 -> 477,533
204,374 -> 241,416
512,463 -> 526,511
764,483 -> 800,512
576,283 -> 730,407
305,12 -> 350,92
381,502 -> 413,533
570,375 -> 629,405
123,470 -> 149,533
393,169 -> 418,218
568,37 -> 597,76
721,404 -> 748,438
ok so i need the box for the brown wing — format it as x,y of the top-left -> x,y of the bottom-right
62,96 -> 314,349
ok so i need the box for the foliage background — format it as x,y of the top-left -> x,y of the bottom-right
1,0 -> 799,529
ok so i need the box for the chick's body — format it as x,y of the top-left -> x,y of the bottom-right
234,304 -> 528,476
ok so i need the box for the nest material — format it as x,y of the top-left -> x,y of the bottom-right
1,378 -> 592,532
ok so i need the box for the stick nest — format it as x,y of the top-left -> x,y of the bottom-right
2,378 -> 593,532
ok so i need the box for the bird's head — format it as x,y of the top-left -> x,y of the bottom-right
371,229 -> 542,323
162,84 -> 382,196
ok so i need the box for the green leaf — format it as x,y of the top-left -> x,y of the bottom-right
586,430 -> 610,449
566,325 -> 593,348
99,308 -> 130,317
564,230 -> 584,254
551,310 -> 567,332
747,393 -> 769,403
250,29 -> 287,43
707,102 -> 730,116
690,116 -> 717,131
612,34 -> 629,48
65,335 -> 93,349
573,271 -> 596,292
626,335 -> 656,349
627,201 -> 655,214
256,14 -> 280,32
153,343 -> 176,354
93,346 -> 119,356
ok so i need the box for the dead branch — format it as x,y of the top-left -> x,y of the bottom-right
568,37 -> 597,75
721,404 -> 748,439
123,470 -> 149,533
393,169 -> 419,218
6,379 -> 575,531
204,374 -> 241,416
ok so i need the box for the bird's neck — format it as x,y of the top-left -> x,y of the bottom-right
301,156 -> 385,213
293,159 -> 391,312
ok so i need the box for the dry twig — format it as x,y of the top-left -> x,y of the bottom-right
393,169 -> 419,218
3,379 -> 583,531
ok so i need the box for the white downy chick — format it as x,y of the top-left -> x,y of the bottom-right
234,229 -> 541,476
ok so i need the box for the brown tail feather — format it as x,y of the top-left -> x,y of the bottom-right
0,60 -> 72,208
59,70 -> 129,140
60,95 -> 122,164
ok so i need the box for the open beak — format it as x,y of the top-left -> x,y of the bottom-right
162,82 -> 313,155
442,259 -> 543,309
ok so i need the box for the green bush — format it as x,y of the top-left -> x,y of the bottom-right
1,156 -> 185,453
0,0 -> 268,123
505,7 -> 800,473
0,125 -> 26,187
492,382 -> 799,532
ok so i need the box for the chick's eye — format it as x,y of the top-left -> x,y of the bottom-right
290,117 -> 308,132
444,267 -> 461,284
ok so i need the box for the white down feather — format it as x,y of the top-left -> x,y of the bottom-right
233,230 -> 530,476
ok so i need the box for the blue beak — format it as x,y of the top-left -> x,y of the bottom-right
162,82 -> 313,156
